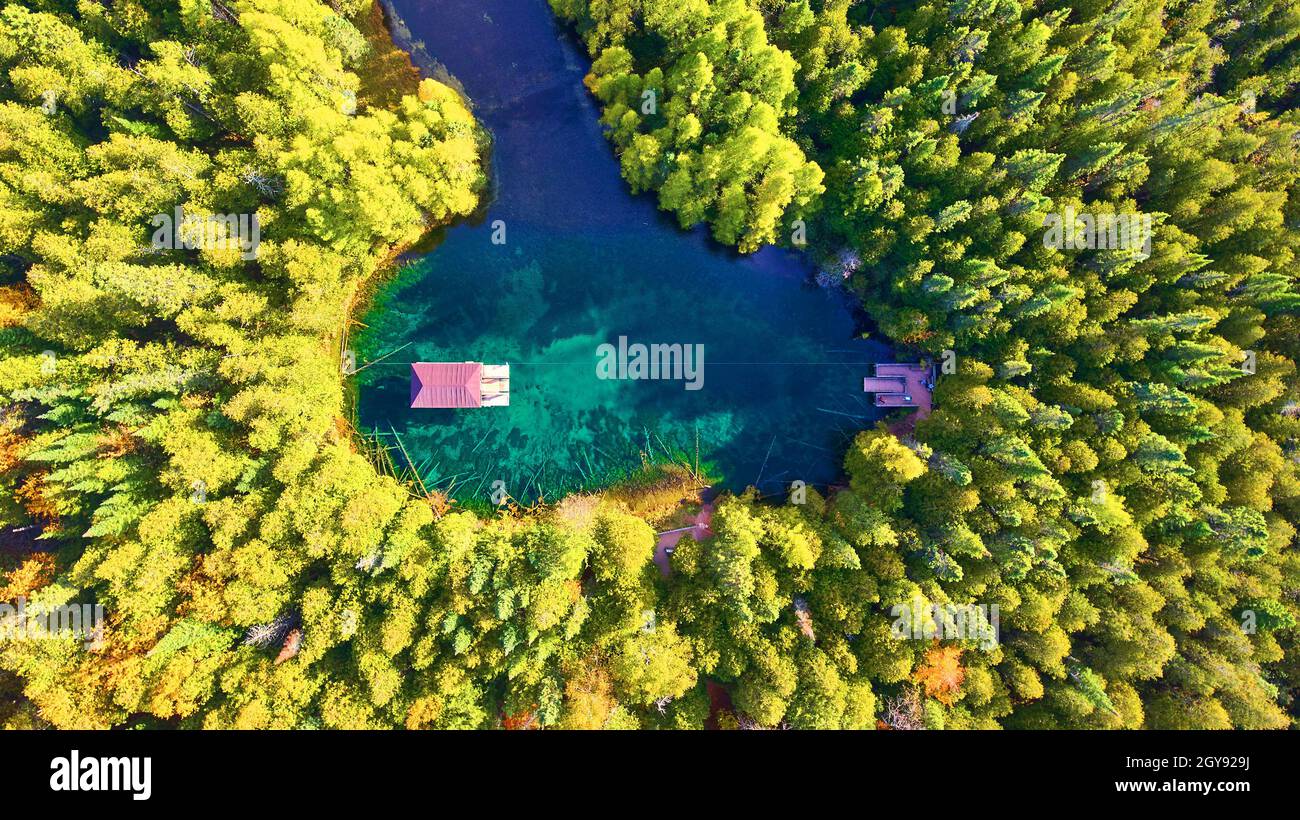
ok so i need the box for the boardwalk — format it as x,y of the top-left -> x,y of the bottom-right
653,502 -> 714,577
862,362 -> 935,418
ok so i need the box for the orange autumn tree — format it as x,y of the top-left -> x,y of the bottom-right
0,553 -> 56,600
14,473 -> 59,529
912,645 -> 965,706
502,707 -> 540,730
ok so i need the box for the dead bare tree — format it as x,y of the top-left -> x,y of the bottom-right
243,613 -> 293,647
211,1 -> 239,24
880,689 -> 925,730
242,169 -> 285,199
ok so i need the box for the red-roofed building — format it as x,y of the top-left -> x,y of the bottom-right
411,362 -> 510,408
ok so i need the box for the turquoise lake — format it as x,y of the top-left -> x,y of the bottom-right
355,0 -> 888,503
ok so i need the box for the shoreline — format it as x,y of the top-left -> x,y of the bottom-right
338,0 -> 496,462
341,0 -> 893,514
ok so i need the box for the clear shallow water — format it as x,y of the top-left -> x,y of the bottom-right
356,0 -> 887,503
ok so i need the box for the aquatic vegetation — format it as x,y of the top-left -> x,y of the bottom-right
0,0 -> 1296,734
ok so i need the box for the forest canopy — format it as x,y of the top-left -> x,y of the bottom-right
0,0 -> 1297,730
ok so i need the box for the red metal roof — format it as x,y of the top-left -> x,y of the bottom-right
411,362 -> 482,408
